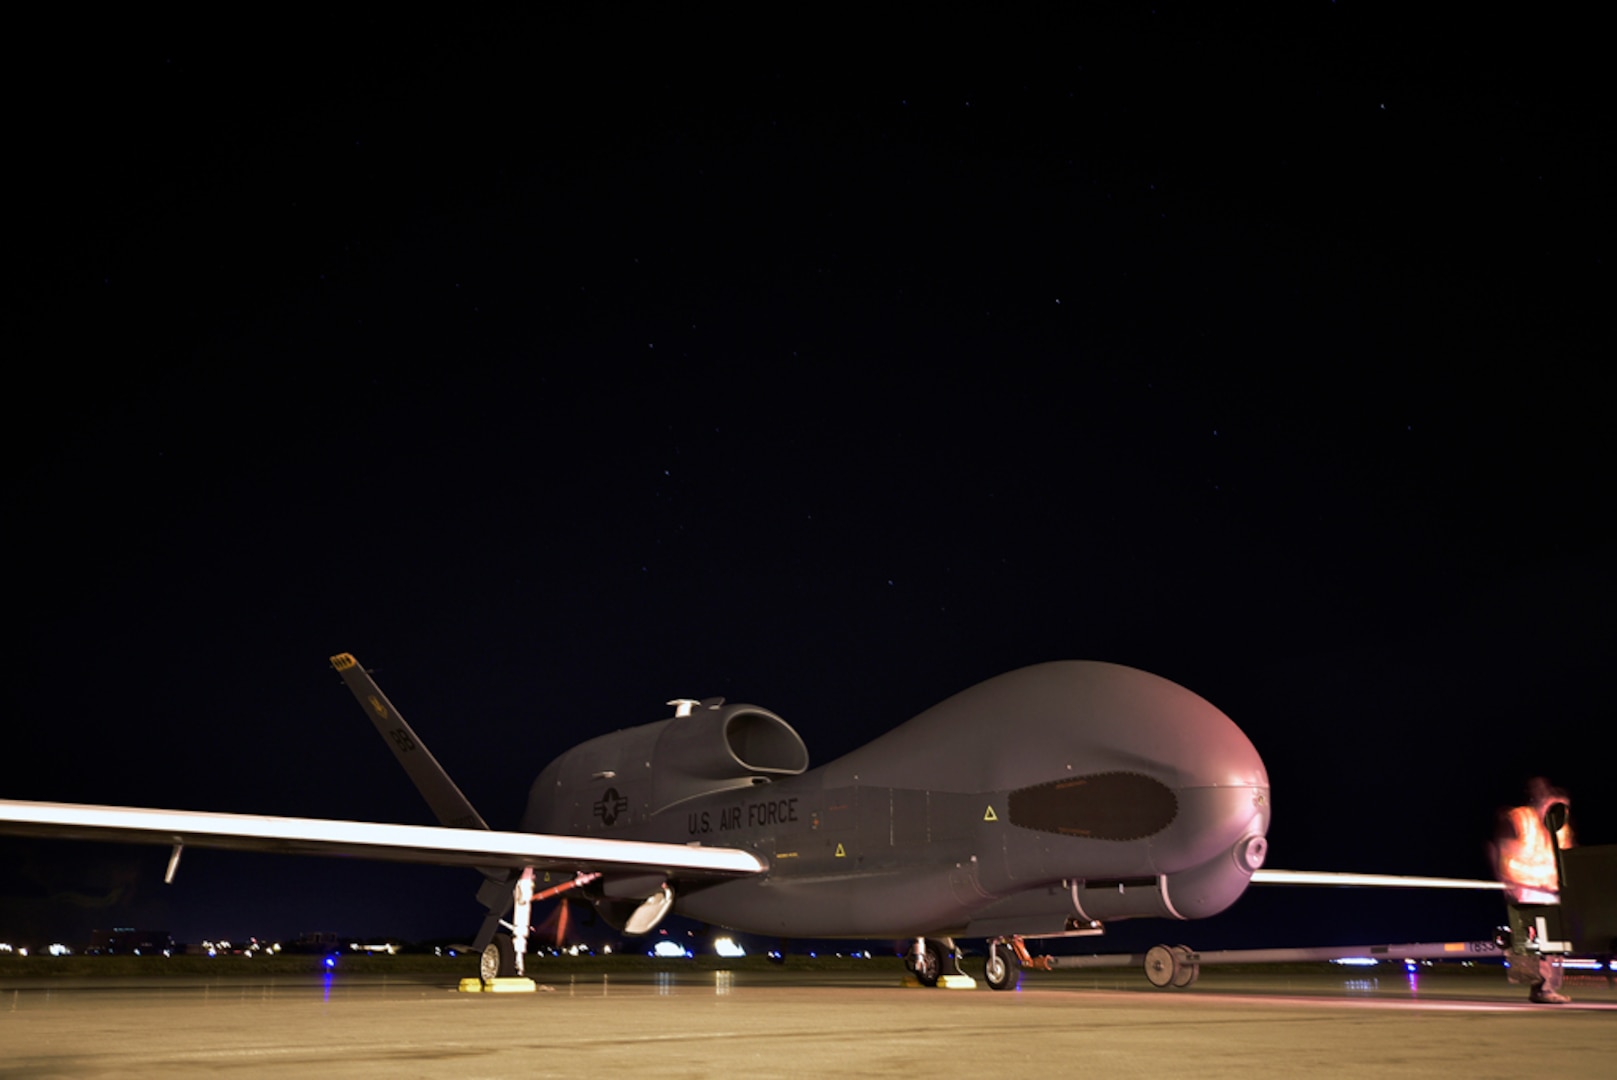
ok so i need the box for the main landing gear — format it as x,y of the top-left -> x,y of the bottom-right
906,937 -> 970,988
474,870 -> 603,988
481,934 -> 517,981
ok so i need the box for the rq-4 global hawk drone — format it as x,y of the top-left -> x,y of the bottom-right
5,655 -> 1537,993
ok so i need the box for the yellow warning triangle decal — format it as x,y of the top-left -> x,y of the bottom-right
984,805 -> 999,822
834,843 -> 846,857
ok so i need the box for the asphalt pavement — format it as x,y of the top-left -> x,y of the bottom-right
3,967 -> 1613,1078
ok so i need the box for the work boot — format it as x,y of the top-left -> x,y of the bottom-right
1529,984 -> 1570,1005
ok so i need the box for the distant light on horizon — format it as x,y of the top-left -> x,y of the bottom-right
1562,958 -> 1615,972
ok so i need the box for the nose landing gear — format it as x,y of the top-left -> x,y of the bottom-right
983,941 -> 1020,991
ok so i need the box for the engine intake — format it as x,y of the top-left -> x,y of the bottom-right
652,703 -> 808,809
524,701 -> 810,833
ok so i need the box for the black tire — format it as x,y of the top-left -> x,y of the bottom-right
908,940 -> 942,987
480,934 -> 516,981
984,950 -> 1019,992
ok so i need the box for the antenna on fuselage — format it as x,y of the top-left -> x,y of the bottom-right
667,697 -> 726,718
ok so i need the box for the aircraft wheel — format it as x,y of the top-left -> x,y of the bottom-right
1143,944 -> 1177,989
481,934 -> 516,981
1170,945 -> 1199,988
907,940 -> 942,987
984,949 -> 1019,992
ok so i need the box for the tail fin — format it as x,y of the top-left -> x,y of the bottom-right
329,653 -> 489,831
331,653 -> 519,956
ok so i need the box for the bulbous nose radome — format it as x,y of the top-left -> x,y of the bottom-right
1054,662 -> 1271,910
1154,787 -> 1271,918
984,662 -> 1272,896
933,659 -> 1269,792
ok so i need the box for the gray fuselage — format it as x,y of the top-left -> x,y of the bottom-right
523,661 -> 1271,940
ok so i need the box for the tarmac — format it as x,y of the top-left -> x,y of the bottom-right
3,965 -> 1614,1079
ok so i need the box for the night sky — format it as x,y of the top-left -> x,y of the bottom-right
6,8 -> 1610,952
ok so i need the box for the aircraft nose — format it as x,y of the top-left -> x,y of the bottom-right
998,661 -> 1268,792
825,660 -> 1270,842
1116,673 -> 1269,917
948,660 -> 1270,843
1010,661 -> 1270,873
1134,676 -> 1270,882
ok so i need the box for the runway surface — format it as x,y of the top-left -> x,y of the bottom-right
3,966 -> 1614,1078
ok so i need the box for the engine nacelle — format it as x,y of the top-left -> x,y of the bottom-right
651,702 -> 808,809
523,700 -> 808,832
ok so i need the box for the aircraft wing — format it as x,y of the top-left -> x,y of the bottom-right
1252,868 -> 1505,891
0,799 -> 765,878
